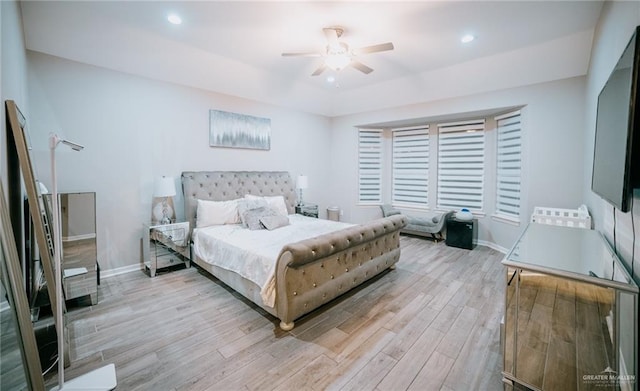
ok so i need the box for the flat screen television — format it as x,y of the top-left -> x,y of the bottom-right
591,26 -> 640,213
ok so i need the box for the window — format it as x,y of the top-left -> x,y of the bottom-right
495,110 -> 522,220
358,129 -> 383,204
437,120 -> 485,211
392,127 -> 429,207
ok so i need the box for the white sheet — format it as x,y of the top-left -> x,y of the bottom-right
192,214 -> 354,308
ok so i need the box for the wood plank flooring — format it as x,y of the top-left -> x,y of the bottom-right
45,236 -> 506,390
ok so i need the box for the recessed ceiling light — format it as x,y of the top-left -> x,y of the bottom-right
327,75 -> 336,83
167,14 -> 182,25
461,34 -> 475,43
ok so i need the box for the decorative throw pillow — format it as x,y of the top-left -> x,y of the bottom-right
237,198 -> 269,227
242,207 -> 279,230
260,214 -> 290,230
196,199 -> 241,228
381,204 -> 401,217
245,194 -> 289,217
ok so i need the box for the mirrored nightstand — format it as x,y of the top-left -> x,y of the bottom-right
295,203 -> 318,218
142,221 -> 190,277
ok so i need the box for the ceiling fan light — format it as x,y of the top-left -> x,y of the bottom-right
325,53 -> 351,71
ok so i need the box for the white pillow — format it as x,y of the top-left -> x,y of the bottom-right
196,199 -> 240,228
245,194 -> 289,217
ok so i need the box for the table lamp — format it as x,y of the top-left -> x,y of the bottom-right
154,176 -> 176,224
296,175 -> 308,206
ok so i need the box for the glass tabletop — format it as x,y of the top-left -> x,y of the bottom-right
503,223 -> 638,292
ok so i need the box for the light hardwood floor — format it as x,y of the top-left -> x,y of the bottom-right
46,236 -> 506,390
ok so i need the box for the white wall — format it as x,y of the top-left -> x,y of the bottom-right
329,76 -> 587,251
27,52 -> 332,271
1,0 -> 30,267
584,1 -> 640,283
1,0 -> 29,188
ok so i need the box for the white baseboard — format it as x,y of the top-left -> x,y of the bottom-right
477,240 -> 509,254
100,264 -> 142,279
63,233 -> 97,242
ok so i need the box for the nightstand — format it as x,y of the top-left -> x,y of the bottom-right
295,203 -> 319,218
143,221 -> 190,277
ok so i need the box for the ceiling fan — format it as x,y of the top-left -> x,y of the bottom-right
282,27 -> 394,76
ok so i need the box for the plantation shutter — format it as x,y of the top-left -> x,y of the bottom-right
392,127 -> 429,207
358,129 -> 383,203
437,120 -> 485,211
495,110 -> 522,219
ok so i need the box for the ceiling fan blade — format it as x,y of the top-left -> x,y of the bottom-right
311,63 -> 327,76
323,28 -> 340,47
282,52 -> 322,57
350,60 -> 374,74
353,42 -> 394,55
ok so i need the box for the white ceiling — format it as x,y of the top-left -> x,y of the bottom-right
20,1 -> 604,117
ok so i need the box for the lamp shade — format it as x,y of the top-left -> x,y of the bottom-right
153,176 -> 176,197
296,175 -> 309,190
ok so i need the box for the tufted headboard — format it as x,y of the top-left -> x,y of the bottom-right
181,171 -> 298,230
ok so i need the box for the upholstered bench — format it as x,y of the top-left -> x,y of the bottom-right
380,205 -> 454,241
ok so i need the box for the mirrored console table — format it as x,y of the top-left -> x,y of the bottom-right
502,223 -> 638,391
45,192 -> 98,305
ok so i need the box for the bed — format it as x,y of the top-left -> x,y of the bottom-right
182,171 -> 407,331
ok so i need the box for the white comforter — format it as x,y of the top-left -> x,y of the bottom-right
192,214 -> 354,308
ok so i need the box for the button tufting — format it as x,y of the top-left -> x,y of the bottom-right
293,291 -> 297,296
312,283 -> 317,287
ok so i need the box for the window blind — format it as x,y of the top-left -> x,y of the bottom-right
392,127 -> 429,207
495,110 -> 522,219
437,120 -> 485,211
358,129 -> 383,203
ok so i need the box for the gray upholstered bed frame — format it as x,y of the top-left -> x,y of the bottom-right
182,171 -> 407,331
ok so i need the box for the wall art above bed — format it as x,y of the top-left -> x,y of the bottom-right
209,109 -> 271,150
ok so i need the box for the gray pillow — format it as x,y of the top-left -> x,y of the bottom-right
242,207 -> 278,230
381,204 -> 401,217
237,198 -> 268,227
260,215 -> 290,230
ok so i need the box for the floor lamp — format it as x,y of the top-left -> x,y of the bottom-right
49,134 -> 117,391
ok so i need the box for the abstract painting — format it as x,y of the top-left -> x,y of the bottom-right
209,110 -> 271,150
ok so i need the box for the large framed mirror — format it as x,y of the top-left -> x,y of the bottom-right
0,179 -> 46,389
6,100 -> 66,362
